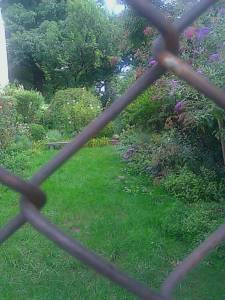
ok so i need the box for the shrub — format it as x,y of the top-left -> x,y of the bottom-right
9,136 -> 32,155
159,200 -> 225,245
30,124 -> 46,141
162,166 -> 225,203
117,86 -> 164,132
11,88 -> 45,124
97,122 -> 114,138
1,149 -> 30,175
0,95 -> 17,150
86,137 -> 109,148
119,128 -> 199,177
46,88 -> 101,135
46,130 -> 63,142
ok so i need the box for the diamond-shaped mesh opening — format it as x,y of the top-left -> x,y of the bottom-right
0,1 -> 225,299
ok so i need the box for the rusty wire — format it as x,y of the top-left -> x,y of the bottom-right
0,0 -> 225,299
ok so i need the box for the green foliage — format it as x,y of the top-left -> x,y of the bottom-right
119,124 -> 225,206
0,133 -> 34,174
13,134 -> 32,151
111,69 -> 136,99
117,86 -> 165,132
86,137 -> 109,148
46,129 -> 63,142
1,148 -> 31,175
119,0 -> 169,64
7,88 -> 45,123
117,5 -> 225,219
163,166 -> 225,203
97,122 -> 114,138
30,124 -> 46,141
159,200 -> 225,245
3,3 -> 37,31
3,0 -> 120,93
0,95 -> 17,150
46,88 -> 101,135
119,129 -> 199,176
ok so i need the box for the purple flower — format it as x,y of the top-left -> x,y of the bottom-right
196,27 -> 210,40
122,147 -> 136,160
170,80 -> 179,89
197,68 -> 204,75
218,8 -> 225,16
209,53 -> 220,62
148,58 -> 157,66
174,101 -> 185,113
193,49 -> 200,55
169,80 -> 180,96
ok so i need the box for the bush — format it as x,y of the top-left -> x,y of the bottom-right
117,89 -> 161,131
30,124 -> 46,141
119,128 -> 199,177
11,88 -> 44,124
46,88 -> 101,135
159,200 -> 225,245
115,82 -> 174,133
97,122 -> 114,138
46,130 -> 63,142
86,137 -> 109,148
163,166 -> 225,203
13,135 -> 32,151
1,149 -> 30,175
0,95 -> 17,150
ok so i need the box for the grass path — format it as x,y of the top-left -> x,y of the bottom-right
0,146 -> 224,299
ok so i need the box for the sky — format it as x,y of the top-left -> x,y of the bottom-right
105,0 -> 124,14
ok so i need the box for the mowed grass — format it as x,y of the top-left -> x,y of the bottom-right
0,146 -> 224,300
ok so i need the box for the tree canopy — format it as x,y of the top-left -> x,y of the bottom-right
3,0 -> 120,95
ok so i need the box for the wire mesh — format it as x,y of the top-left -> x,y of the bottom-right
0,0 -> 225,299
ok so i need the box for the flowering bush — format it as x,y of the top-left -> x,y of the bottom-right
46,88 -> 102,135
143,26 -> 153,37
118,86 -> 166,132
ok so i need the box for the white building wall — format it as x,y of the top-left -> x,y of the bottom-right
0,8 -> 9,89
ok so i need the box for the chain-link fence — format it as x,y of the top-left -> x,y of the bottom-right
0,0 -> 225,299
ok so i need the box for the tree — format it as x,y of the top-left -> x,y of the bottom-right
3,0 -> 120,95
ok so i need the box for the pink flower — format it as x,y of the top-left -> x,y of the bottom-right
148,58 -> 157,66
143,26 -> 153,36
184,26 -> 196,39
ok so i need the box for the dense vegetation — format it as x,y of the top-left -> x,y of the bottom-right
2,0 -> 120,95
1,1 -> 225,298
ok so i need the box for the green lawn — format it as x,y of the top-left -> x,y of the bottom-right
0,146 -> 224,300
